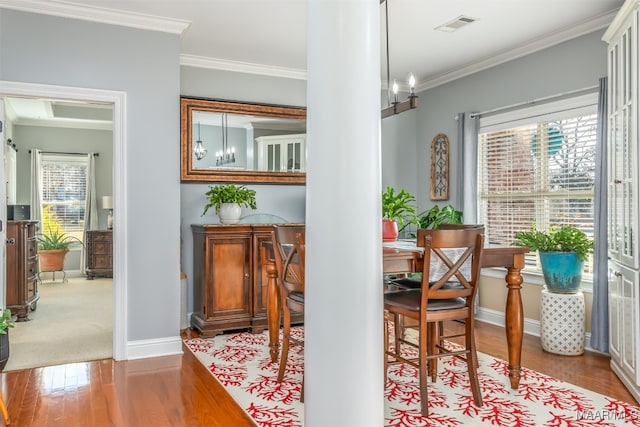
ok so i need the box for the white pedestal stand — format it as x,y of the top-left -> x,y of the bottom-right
540,289 -> 585,355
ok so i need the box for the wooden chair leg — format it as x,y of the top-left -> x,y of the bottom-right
277,307 -> 291,382
419,322 -> 429,417
466,319 -> 483,408
383,312 -> 389,385
0,389 -> 10,426
428,322 -> 438,382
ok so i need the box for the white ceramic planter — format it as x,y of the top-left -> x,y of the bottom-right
219,203 -> 242,224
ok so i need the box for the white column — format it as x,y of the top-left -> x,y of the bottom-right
305,1 -> 383,426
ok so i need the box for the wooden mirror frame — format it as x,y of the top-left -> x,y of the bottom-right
180,97 -> 307,184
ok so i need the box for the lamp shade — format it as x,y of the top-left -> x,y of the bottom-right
102,196 -> 113,210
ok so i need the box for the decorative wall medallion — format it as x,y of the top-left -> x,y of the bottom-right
430,133 -> 449,200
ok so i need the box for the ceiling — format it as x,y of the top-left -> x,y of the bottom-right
0,0 -> 625,124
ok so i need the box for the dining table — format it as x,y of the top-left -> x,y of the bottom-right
262,239 -> 529,389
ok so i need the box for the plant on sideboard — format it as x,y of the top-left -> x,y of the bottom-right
202,183 -> 258,224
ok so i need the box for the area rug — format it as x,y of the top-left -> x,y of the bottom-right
185,328 -> 640,426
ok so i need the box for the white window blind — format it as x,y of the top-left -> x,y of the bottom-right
40,154 -> 88,242
478,94 -> 597,278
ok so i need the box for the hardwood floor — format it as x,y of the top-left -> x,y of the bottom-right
0,321 -> 635,426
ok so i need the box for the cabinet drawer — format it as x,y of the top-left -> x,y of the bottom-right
26,238 -> 37,258
92,242 -> 112,255
27,279 -> 37,300
91,233 -> 112,242
26,260 -> 38,280
93,255 -> 112,269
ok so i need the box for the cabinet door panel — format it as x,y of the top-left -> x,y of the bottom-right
206,236 -> 251,319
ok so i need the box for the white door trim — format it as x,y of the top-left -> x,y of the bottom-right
0,80 -> 127,361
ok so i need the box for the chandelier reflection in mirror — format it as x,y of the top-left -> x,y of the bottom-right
193,122 -> 208,160
216,113 -> 236,166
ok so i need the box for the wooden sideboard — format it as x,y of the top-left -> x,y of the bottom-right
85,230 -> 113,279
6,221 -> 39,321
191,223 -> 304,337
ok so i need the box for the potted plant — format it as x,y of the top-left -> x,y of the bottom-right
381,186 -> 418,241
38,226 -> 82,272
512,224 -> 594,293
37,206 -> 82,272
202,183 -> 258,224
0,309 -> 14,372
417,204 -> 463,229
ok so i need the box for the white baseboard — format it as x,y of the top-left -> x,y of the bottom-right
476,307 -> 598,354
127,336 -> 183,360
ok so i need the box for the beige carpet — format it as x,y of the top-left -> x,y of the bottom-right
4,276 -> 113,371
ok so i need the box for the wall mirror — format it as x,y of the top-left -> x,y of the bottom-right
181,97 -> 307,184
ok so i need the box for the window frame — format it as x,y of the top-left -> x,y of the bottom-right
40,153 -> 89,246
477,92 -> 598,291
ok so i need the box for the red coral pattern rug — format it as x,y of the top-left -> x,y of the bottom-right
184,327 -> 640,426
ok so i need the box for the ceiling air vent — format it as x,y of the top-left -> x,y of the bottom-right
435,15 -> 477,33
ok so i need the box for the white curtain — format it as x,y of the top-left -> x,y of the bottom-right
29,149 -> 43,230
81,153 -> 98,273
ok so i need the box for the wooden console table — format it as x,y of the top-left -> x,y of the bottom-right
263,241 -> 528,390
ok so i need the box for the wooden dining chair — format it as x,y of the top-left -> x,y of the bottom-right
383,227 -> 485,417
271,225 -> 305,401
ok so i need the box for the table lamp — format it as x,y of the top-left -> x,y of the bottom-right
102,196 -> 113,230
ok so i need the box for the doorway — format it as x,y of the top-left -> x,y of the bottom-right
0,80 -> 127,363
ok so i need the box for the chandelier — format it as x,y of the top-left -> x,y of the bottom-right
216,113 -> 236,166
193,122 -> 208,160
381,0 -> 418,119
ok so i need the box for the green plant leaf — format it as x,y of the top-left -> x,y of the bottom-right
416,204 -> 463,229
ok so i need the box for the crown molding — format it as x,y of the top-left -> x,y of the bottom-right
0,0 -> 191,35
417,9 -> 618,91
602,0 -> 639,42
180,54 -> 307,81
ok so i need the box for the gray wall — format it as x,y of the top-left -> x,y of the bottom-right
1,9 -> 182,342
0,6 -> 610,340
180,67 -> 308,308
179,29 -> 608,313
414,30 -> 608,213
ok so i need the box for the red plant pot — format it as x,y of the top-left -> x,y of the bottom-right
382,219 -> 399,242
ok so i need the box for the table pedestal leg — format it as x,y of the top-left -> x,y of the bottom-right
505,266 -> 524,389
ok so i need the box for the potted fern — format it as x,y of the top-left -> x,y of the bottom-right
512,224 -> 594,293
202,183 -> 258,224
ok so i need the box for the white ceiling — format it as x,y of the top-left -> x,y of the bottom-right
0,0 -> 625,123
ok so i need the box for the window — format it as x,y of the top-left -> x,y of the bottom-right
40,154 -> 88,243
477,94 -> 597,279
